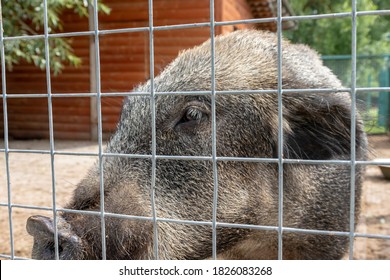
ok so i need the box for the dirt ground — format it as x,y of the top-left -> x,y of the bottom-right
1,135 -> 390,260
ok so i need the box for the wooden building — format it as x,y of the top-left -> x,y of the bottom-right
0,0 -> 294,140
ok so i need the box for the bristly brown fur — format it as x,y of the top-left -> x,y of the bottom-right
27,30 -> 367,260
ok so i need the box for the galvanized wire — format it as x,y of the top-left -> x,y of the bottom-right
209,0 -> 219,261
2,10 -> 389,42
0,0 -> 14,260
0,1 -> 389,260
2,201 -> 390,241
276,0 -> 284,260
2,87 -> 390,100
2,146 -> 390,166
348,0 -> 358,259
148,0 -> 160,260
43,0 -> 60,260
91,0 -> 107,260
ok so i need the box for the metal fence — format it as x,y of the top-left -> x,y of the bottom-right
1,0 -> 390,260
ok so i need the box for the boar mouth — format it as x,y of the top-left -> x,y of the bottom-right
27,215 -> 84,260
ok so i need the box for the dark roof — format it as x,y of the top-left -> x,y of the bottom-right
246,0 -> 296,30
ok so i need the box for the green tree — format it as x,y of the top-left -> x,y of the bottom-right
284,0 -> 390,55
1,0 -> 110,75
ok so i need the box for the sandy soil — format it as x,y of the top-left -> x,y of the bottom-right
1,135 -> 390,260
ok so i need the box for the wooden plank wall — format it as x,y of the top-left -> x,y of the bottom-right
221,0 -> 256,33
0,8 -> 91,140
0,0 -> 258,141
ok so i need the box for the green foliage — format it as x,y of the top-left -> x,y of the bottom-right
284,0 -> 390,56
284,1 -> 390,134
1,0 -> 110,75
363,107 -> 387,134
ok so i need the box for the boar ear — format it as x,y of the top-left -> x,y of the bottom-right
283,93 -> 362,160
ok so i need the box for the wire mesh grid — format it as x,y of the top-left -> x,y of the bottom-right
0,0 -> 390,260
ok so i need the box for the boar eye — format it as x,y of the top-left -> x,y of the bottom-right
185,108 -> 203,122
175,107 -> 207,130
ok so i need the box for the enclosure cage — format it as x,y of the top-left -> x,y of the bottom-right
1,0 -> 390,260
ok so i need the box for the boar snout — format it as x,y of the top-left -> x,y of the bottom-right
27,215 -> 83,260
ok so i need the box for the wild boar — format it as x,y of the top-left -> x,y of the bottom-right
26,30 -> 367,260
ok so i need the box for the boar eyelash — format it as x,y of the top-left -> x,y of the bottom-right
186,107 -> 204,122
